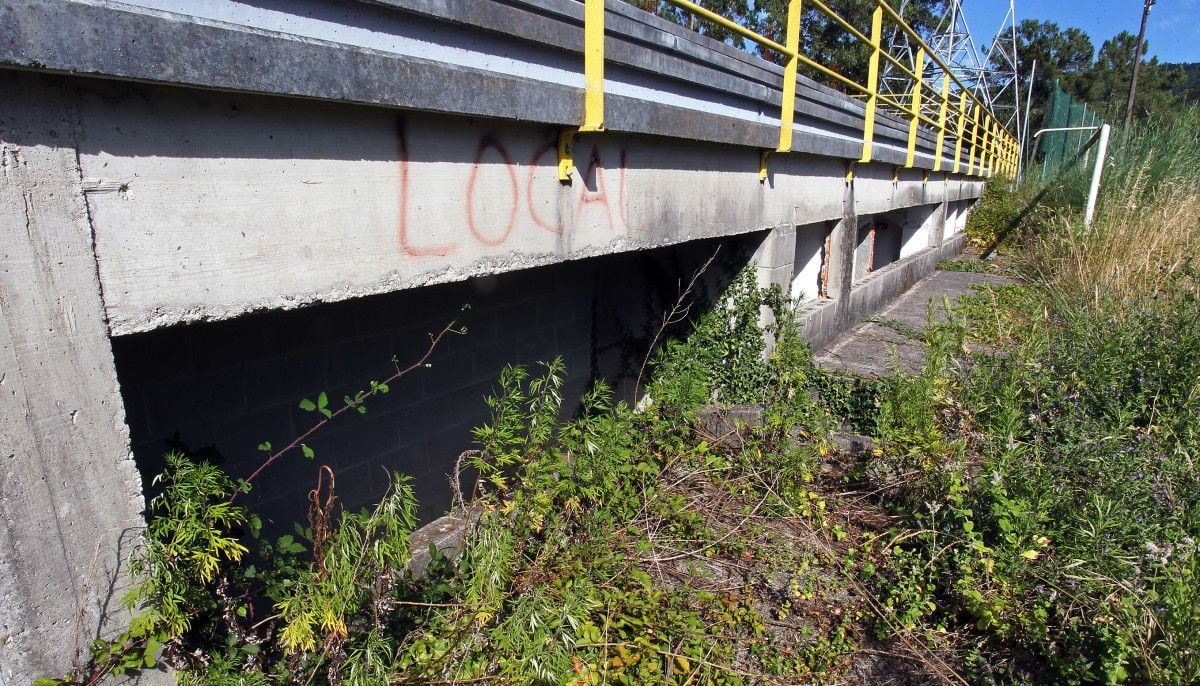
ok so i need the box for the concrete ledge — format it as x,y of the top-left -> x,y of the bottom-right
800,232 -> 968,351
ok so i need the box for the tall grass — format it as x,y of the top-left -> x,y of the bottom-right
883,108 -> 1200,683
1021,107 -> 1200,312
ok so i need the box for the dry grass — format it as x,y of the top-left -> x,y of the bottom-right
1020,110 -> 1200,315
1026,167 -> 1200,312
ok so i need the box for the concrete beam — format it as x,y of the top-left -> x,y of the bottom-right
0,71 -> 877,335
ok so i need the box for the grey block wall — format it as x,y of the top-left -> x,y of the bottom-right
112,237 -> 757,529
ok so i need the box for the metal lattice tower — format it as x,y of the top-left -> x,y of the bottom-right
880,0 -> 1021,140
981,0 -> 1022,133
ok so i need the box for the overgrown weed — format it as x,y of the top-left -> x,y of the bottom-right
56,266 -> 922,685
859,111 -> 1200,684
54,109 -> 1200,683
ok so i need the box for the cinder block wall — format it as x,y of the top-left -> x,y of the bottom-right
111,236 -> 759,528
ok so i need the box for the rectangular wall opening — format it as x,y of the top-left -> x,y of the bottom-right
792,221 -> 832,303
109,235 -> 762,530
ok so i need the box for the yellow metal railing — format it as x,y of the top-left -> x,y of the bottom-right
571,0 -> 1018,180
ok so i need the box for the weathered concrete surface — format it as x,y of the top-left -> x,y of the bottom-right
1,0 -> 989,339
814,268 -> 1016,377
0,0 -> 992,677
0,77 -> 146,684
17,70 -> 887,337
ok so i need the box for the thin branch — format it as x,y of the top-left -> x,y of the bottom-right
232,319 -> 462,501
634,247 -> 720,396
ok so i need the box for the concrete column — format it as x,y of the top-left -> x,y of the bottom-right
824,174 -> 858,300
752,225 -> 798,295
1,73 -> 146,683
928,200 -> 947,248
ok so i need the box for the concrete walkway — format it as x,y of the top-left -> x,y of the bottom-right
814,268 -> 1013,377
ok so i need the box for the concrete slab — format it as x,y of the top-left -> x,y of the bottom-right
814,269 -> 1015,377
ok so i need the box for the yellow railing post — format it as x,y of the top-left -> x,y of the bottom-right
582,0 -> 605,132
562,0 -> 605,181
556,0 -> 604,181
993,121 -> 1003,178
999,134 -> 1006,176
933,74 -> 950,172
776,0 -> 803,153
980,115 -> 992,176
1006,128 -> 1012,174
858,6 -> 884,163
978,115 -> 987,175
993,120 -> 1002,177
1000,134 -> 1007,177
967,104 -> 981,175
979,113 -> 988,175
953,91 -> 967,174
964,104 -> 974,175
975,109 -> 985,175
904,47 -> 925,168
989,118 -> 998,176
988,116 -> 998,175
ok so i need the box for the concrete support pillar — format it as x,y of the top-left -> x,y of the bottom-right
928,200 -> 947,248
0,74 -> 147,683
824,175 -> 858,301
752,225 -> 798,295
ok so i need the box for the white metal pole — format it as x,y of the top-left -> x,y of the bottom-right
1084,124 -> 1111,231
1019,59 -> 1036,181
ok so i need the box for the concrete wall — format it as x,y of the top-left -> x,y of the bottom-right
0,68 -> 982,683
11,69 -> 849,336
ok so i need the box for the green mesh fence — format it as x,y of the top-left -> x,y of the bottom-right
1038,80 -> 1103,178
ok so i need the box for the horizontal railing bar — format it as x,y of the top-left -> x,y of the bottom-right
661,0 -> 793,56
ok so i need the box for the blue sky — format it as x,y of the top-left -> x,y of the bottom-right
967,0 -> 1199,64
